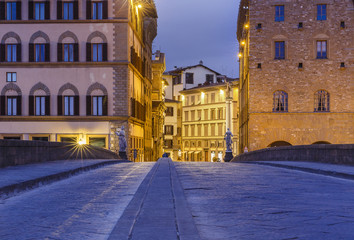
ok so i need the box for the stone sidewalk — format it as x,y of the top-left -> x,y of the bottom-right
0,159 -> 126,199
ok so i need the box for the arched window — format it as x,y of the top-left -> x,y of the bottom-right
0,32 -> 21,62
29,82 -> 50,116
58,31 -> 79,62
29,31 -> 50,62
86,31 -> 107,62
0,83 -> 22,116
314,90 -> 329,112
57,83 -> 79,116
86,82 -> 108,116
273,90 -> 288,112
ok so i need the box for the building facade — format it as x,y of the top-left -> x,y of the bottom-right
180,81 -> 239,162
238,0 -> 354,152
163,63 -> 239,161
163,98 -> 182,161
151,51 -> 166,161
0,0 -> 158,161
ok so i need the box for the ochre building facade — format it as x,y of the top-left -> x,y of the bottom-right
237,0 -> 354,152
0,0 -> 158,161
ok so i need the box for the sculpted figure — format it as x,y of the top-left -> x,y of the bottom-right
224,128 -> 233,152
116,126 -> 127,152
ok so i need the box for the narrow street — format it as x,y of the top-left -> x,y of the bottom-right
1,159 -> 354,239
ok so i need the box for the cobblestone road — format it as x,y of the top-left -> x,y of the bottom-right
175,162 -> 354,240
0,162 -> 154,240
1,160 -> 354,240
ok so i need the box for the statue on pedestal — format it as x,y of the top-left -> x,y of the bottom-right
224,128 -> 234,162
116,126 -> 127,159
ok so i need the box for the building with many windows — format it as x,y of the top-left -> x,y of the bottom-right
163,63 -> 239,161
151,51 -> 167,161
0,0 -> 158,161
237,0 -> 354,152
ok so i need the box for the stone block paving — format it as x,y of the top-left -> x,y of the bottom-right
175,162 -> 354,240
0,162 -> 154,240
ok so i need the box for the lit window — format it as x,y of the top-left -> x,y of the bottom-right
7,96 -> 17,116
275,41 -> 285,59
63,2 -> 74,20
63,44 -> 74,62
64,96 -> 74,116
314,90 -> 329,112
92,43 -> 103,62
6,2 -> 17,20
275,5 -> 284,22
35,96 -> 46,116
316,40 -> 327,59
34,2 -> 45,20
273,91 -> 288,112
35,44 -> 45,62
6,44 -> 17,62
92,96 -> 103,116
317,4 -> 326,21
92,2 -> 103,20
6,72 -> 16,82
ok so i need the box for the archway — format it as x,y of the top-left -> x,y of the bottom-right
312,141 -> 331,145
268,141 -> 292,148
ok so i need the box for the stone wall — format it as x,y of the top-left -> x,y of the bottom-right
0,140 -> 119,168
238,0 -> 354,152
232,144 -> 354,165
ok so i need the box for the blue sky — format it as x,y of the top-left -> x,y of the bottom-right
153,0 -> 240,78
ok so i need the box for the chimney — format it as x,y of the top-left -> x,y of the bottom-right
199,60 -> 203,65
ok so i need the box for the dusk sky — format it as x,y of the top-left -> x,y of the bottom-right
153,0 -> 241,78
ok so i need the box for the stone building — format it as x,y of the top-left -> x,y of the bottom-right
237,0 -> 354,152
163,98 -> 182,161
0,0 -> 158,161
151,51 -> 167,161
163,63 -> 239,161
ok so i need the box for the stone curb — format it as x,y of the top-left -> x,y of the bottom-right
169,159 -> 201,240
242,161 -> 354,181
108,159 -> 160,240
0,159 -> 130,199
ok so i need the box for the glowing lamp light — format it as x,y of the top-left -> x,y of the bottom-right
181,95 -> 185,101
241,41 -> 246,46
220,89 -> 224,95
138,4 -> 142,8
201,92 -> 205,98
78,139 -> 85,145
244,24 -> 249,29
238,53 -> 242,58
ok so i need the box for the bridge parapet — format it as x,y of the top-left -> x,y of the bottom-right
232,144 -> 354,165
0,140 -> 119,168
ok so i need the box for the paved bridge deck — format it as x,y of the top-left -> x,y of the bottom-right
1,159 -> 354,239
